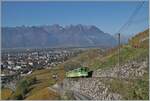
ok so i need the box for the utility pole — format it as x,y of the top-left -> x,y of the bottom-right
118,33 -> 121,67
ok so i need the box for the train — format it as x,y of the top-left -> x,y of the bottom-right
66,67 -> 91,78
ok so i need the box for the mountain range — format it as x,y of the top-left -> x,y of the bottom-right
2,24 -> 117,48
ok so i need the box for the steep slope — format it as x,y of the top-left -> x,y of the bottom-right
25,88 -> 60,100
1,88 -> 13,100
2,24 -> 117,48
129,29 -> 149,48
60,29 -> 149,71
58,29 -> 149,100
8,69 -> 65,100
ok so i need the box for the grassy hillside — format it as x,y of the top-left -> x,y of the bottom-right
26,88 -> 60,100
104,72 -> 149,100
129,29 -> 149,48
59,29 -> 149,100
60,45 -> 148,71
97,45 -> 148,69
60,29 -> 149,71
10,68 -> 65,100
59,48 -> 104,71
1,88 -> 13,100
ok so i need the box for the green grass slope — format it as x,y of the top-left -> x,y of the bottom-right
129,29 -> 149,48
10,69 -> 64,100
61,29 -> 149,71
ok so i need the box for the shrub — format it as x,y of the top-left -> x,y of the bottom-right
12,76 -> 37,100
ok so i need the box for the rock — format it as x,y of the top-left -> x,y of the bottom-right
61,78 -> 122,100
93,58 -> 148,79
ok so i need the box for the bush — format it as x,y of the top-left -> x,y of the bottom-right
27,76 -> 37,85
12,77 -> 37,100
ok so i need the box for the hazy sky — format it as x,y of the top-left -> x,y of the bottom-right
2,1 -> 149,35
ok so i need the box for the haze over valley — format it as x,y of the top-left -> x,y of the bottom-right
2,24 -> 117,48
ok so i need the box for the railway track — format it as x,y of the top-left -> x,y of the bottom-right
65,76 -> 148,82
72,91 -> 92,100
48,86 -> 92,100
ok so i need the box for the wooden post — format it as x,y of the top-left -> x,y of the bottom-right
118,33 -> 121,67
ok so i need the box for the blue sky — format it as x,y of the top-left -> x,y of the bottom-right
2,1 -> 149,35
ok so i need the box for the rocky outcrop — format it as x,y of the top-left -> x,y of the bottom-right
59,78 -> 122,100
93,59 -> 148,79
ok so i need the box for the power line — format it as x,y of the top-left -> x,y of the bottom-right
117,1 -> 145,33
116,1 -> 145,67
130,17 -> 148,24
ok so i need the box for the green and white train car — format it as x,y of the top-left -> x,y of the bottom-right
66,67 -> 89,78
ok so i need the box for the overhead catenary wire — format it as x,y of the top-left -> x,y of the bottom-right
130,17 -> 148,24
117,1 -> 145,34
116,1 -> 145,67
